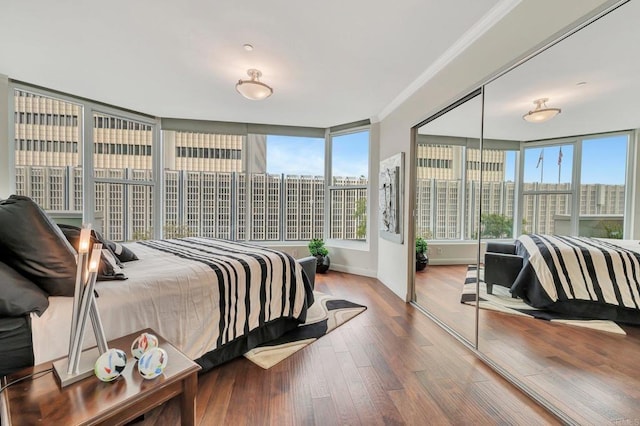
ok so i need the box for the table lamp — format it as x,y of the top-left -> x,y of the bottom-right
53,224 -> 109,387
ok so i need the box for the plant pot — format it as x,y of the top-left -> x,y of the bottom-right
416,252 -> 428,271
315,255 -> 330,274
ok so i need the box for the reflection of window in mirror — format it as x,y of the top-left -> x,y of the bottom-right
476,147 -> 518,239
580,134 -> 627,238
519,133 -> 629,236
521,144 -> 573,235
416,143 -> 458,240
415,142 -> 513,241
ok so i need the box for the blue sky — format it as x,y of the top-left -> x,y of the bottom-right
266,132 -> 369,177
505,134 -> 627,185
268,132 -> 626,185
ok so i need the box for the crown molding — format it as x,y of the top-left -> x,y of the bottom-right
375,0 -> 523,122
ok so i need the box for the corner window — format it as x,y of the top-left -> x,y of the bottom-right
329,130 -> 369,241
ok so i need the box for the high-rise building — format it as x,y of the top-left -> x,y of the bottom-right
13,89 -> 625,242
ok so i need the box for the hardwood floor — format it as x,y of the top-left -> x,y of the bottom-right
139,271 -> 558,425
415,265 -> 475,343
416,264 -> 640,425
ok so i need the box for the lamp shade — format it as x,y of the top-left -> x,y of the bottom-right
78,226 -> 91,254
523,98 -> 561,123
236,69 -> 273,100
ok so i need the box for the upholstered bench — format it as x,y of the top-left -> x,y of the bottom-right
484,242 -> 523,296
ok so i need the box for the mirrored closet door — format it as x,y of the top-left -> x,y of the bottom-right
413,91 -> 482,346
478,1 -> 640,423
412,0 -> 640,422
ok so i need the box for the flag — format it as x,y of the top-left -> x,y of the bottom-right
536,149 -> 544,168
558,147 -> 563,165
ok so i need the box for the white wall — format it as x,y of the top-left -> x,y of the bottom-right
376,0 -> 616,300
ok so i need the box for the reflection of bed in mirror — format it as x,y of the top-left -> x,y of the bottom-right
475,0 -> 640,421
485,234 -> 640,324
413,0 -> 640,422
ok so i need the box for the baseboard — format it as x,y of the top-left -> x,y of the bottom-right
428,258 -> 477,265
329,263 -> 377,278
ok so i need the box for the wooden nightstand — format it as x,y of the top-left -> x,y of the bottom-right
1,328 -> 201,426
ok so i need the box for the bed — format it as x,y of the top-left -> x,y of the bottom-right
484,234 -> 640,324
0,195 -> 315,377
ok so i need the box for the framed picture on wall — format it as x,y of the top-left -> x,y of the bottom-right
379,152 -> 404,244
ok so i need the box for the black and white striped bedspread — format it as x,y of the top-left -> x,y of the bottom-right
138,237 -> 309,348
516,234 -> 640,310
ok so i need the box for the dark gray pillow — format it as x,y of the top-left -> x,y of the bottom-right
0,261 -> 49,316
57,224 -> 127,281
0,195 -> 77,296
101,237 -> 138,262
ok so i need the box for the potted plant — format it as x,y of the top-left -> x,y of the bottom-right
308,238 -> 330,273
416,236 -> 429,271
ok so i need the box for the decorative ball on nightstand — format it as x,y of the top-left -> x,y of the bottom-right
138,347 -> 168,380
94,348 -> 128,382
131,332 -> 159,359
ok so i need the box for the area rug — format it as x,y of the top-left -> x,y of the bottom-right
243,291 -> 367,369
460,265 -> 626,335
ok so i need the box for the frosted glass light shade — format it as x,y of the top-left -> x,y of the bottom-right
523,98 -> 561,123
236,69 -> 273,100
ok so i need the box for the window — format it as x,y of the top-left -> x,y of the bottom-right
416,143 -> 460,240
518,134 -> 629,237
578,134 -> 626,237
9,84 -> 372,245
521,144 -> 573,235
265,135 -> 325,241
329,130 -> 369,241
161,129 -> 358,243
12,90 -> 83,213
93,112 -> 155,241
162,131 -> 244,239
476,148 -> 517,239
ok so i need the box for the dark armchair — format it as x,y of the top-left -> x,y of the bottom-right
297,256 -> 317,290
484,242 -> 523,296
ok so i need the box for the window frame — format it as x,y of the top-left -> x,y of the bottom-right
326,125 -> 371,247
90,106 -> 160,240
9,82 -> 161,240
516,130 -> 634,237
7,81 -> 373,245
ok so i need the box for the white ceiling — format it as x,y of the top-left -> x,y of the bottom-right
0,0 -> 503,128
420,0 -> 640,142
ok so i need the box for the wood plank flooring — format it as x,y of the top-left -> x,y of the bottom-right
416,264 -> 640,425
139,271 -> 558,425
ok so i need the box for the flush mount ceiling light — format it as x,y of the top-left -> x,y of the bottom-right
522,98 -> 561,123
235,69 -> 273,100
